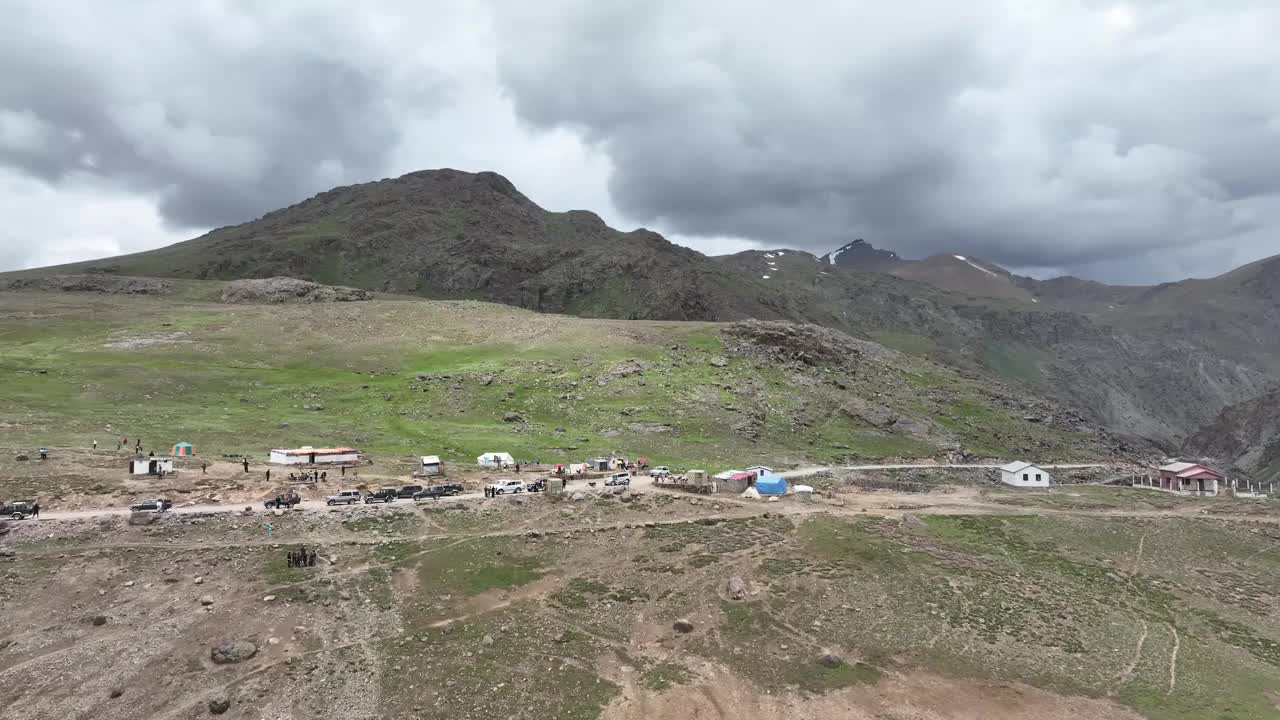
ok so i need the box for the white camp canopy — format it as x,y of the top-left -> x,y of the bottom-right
130,457 -> 174,475
477,452 -> 515,468
714,470 -> 742,480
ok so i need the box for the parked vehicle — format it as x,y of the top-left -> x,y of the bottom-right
325,490 -> 362,506
364,488 -> 399,504
650,466 -> 672,478
129,498 -> 172,513
525,479 -> 547,493
264,492 -> 301,509
1,500 -> 36,520
413,483 -> 464,500
397,485 -> 424,499
486,479 -> 525,495
605,472 -> 631,487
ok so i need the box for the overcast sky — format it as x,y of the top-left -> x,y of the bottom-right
2,1 -> 1278,283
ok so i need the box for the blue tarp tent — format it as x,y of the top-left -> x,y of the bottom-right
756,474 -> 787,495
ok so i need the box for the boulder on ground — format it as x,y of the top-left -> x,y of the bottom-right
91,614 -> 108,626
818,653 -> 844,668
727,576 -> 748,601
220,277 -> 372,304
208,698 -> 231,715
210,640 -> 258,664
672,619 -> 695,634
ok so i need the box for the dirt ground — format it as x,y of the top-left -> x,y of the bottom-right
601,666 -> 1144,720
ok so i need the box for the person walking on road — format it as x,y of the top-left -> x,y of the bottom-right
266,468 -> 271,482
242,459 -> 250,473
31,502 -> 40,519
201,462 -> 207,474
92,439 -> 97,450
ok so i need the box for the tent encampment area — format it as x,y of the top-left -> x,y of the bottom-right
477,452 -> 515,468
172,442 -> 195,456
130,457 -> 174,476
756,474 -> 787,496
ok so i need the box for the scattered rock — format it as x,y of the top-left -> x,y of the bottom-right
262,595 -> 276,602
501,412 -> 524,423
14,454 -> 29,462
0,547 -> 15,558
570,492 -> 586,502
709,356 -> 729,367
194,576 -> 204,585
210,640 -> 258,665
1,274 -> 171,295
727,576 -> 748,601
208,697 -> 231,715
108,687 -> 125,699
673,619 -> 695,634
818,653 -> 843,668
123,581 -> 135,587
606,359 -> 653,378
553,631 -> 571,644
267,637 -> 280,646
91,615 -> 108,626
482,634 -> 495,646
220,277 -> 371,304
200,595 -> 215,606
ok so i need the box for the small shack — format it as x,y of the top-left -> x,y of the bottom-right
172,442 -> 195,457
589,457 -> 611,471
477,452 -> 515,468
717,471 -> 756,495
756,474 -> 787,496
130,457 -> 174,476
1000,462 -> 1053,488
419,455 -> 442,476
270,447 -> 360,465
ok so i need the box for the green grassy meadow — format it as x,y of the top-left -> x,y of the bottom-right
0,288 -> 1113,471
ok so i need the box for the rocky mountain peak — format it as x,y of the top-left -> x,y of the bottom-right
818,239 -> 904,272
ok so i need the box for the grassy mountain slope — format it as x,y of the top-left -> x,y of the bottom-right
6,168 -> 1279,448
0,287 -> 1130,468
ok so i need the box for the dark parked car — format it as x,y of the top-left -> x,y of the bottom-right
264,492 -> 301,509
364,488 -> 399,504
525,479 -> 547,493
412,483 -> 465,501
129,498 -> 173,513
2,500 -> 36,520
397,485 -> 424,499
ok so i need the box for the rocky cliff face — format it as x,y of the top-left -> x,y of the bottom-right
1186,388 -> 1280,481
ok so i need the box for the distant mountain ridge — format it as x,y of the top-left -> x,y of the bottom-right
6,168 -> 1280,453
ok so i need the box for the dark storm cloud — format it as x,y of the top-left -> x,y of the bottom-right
0,2 -> 443,229
495,1 -> 1280,279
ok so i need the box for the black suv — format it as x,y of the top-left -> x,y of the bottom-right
364,488 -> 399,504
413,483 -> 464,500
397,485 -> 424,499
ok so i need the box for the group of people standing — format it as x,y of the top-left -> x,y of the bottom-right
287,545 -> 318,568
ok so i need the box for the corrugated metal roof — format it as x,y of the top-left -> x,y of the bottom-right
1176,466 -> 1223,479
1159,462 -> 1197,473
420,455 -> 441,464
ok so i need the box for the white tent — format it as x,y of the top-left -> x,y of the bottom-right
477,452 -> 515,468
130,457 -> 174,475
420,455 -> 442,476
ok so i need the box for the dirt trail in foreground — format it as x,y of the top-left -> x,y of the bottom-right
602,665 -> 1144,720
